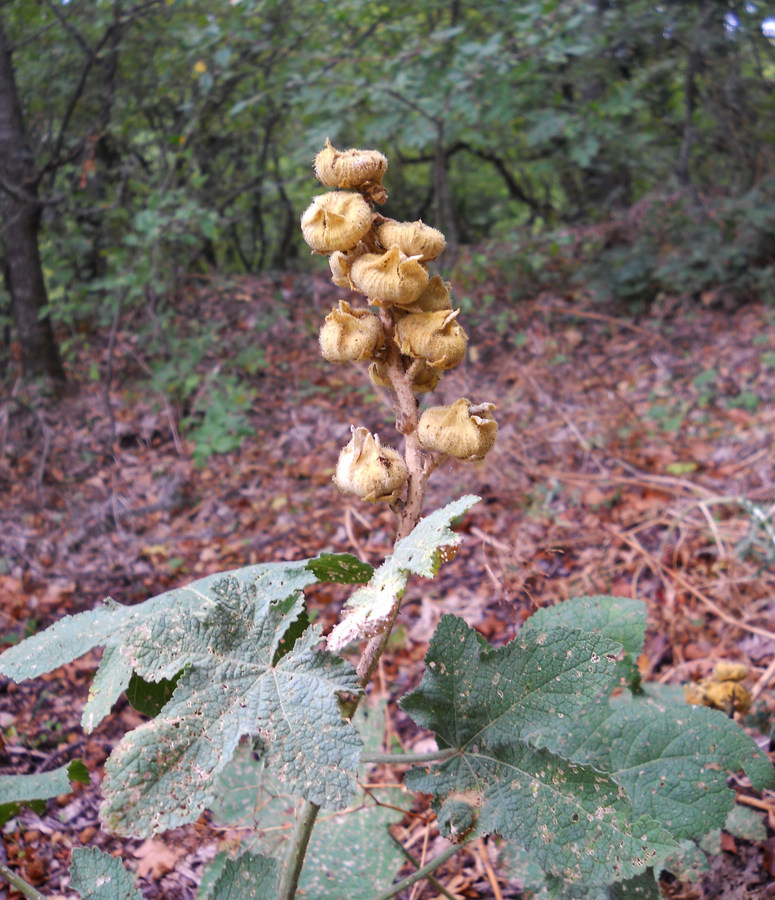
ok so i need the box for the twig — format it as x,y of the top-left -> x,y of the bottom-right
0,863 -> 46,900
607,525 -> 775,643
476,837 -> 504,900
373,836 -> 472,900
751,654 -> 775,703
389,832 -> 457,900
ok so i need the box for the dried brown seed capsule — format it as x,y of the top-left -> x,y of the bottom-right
418,399 -> 498,461
711,662 -> 749,683
319,300 -> 383,363
395,308 -> 468,370
300,192 -> 373,253
368,359 -> 441,394
406,275 -> 453,313
334,426 -> 408,503
349,247 -> 429,307
377,219 -> 446,262
314,138 -> 388,189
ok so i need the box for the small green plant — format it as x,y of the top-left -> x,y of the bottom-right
0,143 -> 772,900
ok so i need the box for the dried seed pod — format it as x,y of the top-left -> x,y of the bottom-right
377,218 -> 446,262
349,247 -> 429,307
406,275 -> 453,313
418,398 -> 498,461
314,138 -> 388,189
300,192 -> 373,253
712,662 -> 749,683
395,308 -> 467,370
329,244 -> 369,289
334,426 -> 407,503
319,300 -> 383,363
368,359 -> 441,394
685,679 -> 752,715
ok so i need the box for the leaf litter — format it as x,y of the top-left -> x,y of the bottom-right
1,271 -> 774,898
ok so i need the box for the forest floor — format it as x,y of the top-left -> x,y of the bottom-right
1,267 -> 774,899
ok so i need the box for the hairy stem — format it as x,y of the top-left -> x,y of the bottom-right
277,799 -> 321,900
0,863 -> 46,900
372,837 -> 473,900
362,747 -> 458,764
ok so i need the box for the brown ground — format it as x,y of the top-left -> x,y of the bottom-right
1,270 -> 774,899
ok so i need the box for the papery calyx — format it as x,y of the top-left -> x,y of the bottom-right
395,309 -> 467,370
369,359 -> 440,394
349,247 -> 429,307
377,219 -> 446,262
314,138 -> 388,190
300,192 -> 373,253
319,300 -> 383,363
418,398 -> 498,461
334,426 -> 408,503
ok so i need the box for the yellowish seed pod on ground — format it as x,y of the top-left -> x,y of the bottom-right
377,219 -> 446,262
711,662 -> 749,683
349,247 -> 429,307
395,309 -> 467,370
314,139 -> 388,189
368,359 -> 441,394
319,301 -> 383,363
685,679 -> 752,714
300,192 -> 373,253
334,426 -> 407,503
407,275 -> 453,313
418,398 -> 498,461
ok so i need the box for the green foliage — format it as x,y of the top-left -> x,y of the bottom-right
400,596 -> 773,896
206,702 -> 410,899
70,848 -> 143,900
0,759 -> 89,827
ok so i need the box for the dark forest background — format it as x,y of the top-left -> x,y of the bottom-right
1,0 -> 774,388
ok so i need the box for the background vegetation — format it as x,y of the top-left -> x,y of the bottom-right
1,0 -> 774,384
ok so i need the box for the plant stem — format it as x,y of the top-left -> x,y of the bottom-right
277,799 -> 320,900
362,748 -> 458,765
371,836 -> 472,900
0,863 -> 47,900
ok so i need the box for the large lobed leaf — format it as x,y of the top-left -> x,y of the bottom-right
400,614 -> 623,748
100,576 -> 362,836
327,495 -> 480,650
541,685 -> 775,840
0,555 -> 370,732
400,615 -> 678,886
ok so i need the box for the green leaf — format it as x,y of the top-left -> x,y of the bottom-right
399,616 -> 675,885
400,614 -> 622,749
69,847 -> 143,900
210,701 -> 410,899
209,852 -> 279,900
327,496 -> 479,650
306,553 -> 374,584
125,669 -> 184,718
406,742 -> 675,886
0,758 -> 87,826
0,561 -> 316,683
0,560 -> 319,731
521,595 -> 647,689
540,686 -> 775,840
521,595 -> 647,662
100,576 -> 361,836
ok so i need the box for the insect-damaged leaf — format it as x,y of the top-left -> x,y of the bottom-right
400,615 -> 677,887
327,495 -> 479,651
100,576 -> 361,836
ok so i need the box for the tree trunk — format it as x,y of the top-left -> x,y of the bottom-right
0,13 -> 66,383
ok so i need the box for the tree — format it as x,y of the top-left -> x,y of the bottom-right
0,11 -> 65,383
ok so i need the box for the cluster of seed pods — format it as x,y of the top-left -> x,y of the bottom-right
300,140 -> 497,505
